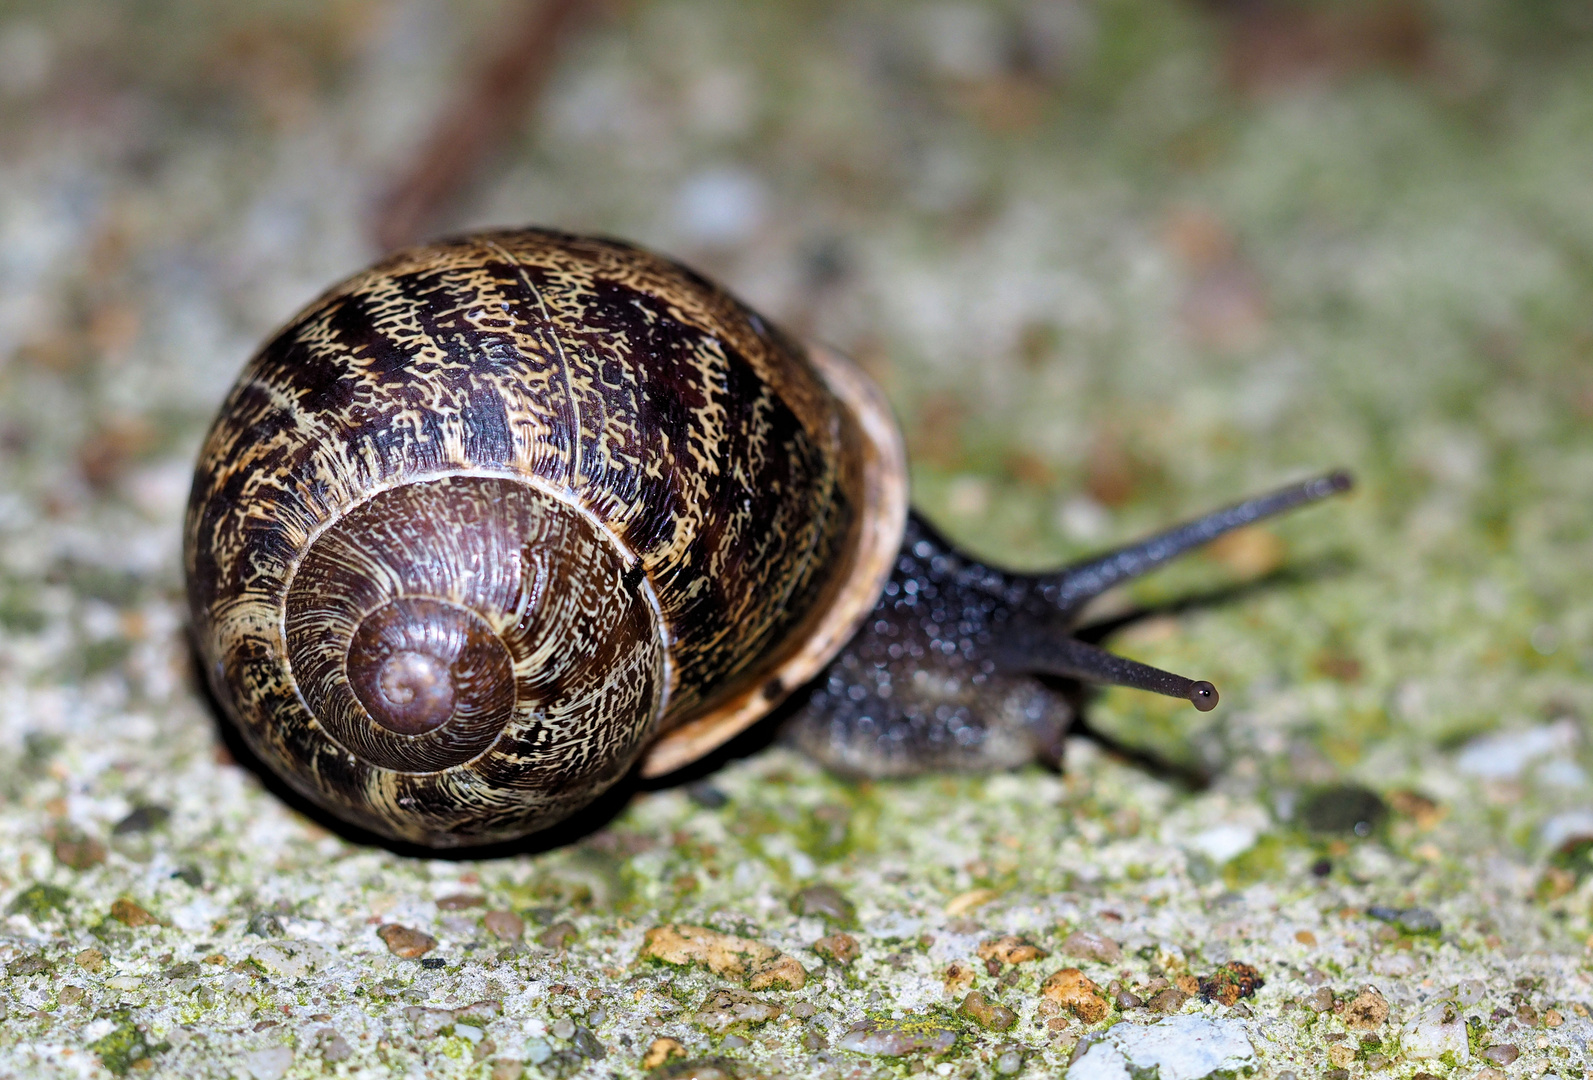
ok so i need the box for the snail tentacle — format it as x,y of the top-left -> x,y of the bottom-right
786,474 -> 1352,778
1034,470 -> 1355,616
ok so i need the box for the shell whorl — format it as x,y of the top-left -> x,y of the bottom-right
283,476 -> 663,778
184,228 -> 888,846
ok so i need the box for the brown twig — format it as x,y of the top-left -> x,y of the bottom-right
371,0 -> 597,253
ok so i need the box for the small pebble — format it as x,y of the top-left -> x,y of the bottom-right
1402,1002 -> 1468,1060
994,1048 -> 1024,1074
814,932 -> 860,966
483,910 -> 524,940
1302,786 -> 1387,835
1481,1044 -> 1520,1066
694,987 -> 782,1034
420,956 -> 446,969
1304,988 -> 1335,1013
406,1007 -> 456,1039
791,884 -> 856,925
571,1027 -> 604,1059
958,991 -> 1018,1031
377,923 -> 437,959
537,921 -> 578,949
52,831 -> 106,870
457,1000 -> 504,1026
316,1029 -> 353,1063
1198,961 -> 1263,1005
1366,905 -> 1441,935
686,781 -> 729,808
551,1018 -> 576,1040
944,959 -> 977,993
979,935 -> 1050,965
112,805 -> 170,835
109,897 -> 159,927
246,912 -> 285,938
1041,967 -> 1108,1023
835,1016 -> 958,1056
1060,930 -> 1122,964
436,893 -> 485,910
643,1037 -> 686,1069
1150,989 -> 1189,1014
638,923 -> 806,990
1344,987 -> 1390,1030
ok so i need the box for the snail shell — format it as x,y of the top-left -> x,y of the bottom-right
185,229 -> 906,846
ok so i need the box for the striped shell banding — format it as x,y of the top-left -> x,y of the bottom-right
185,229 -> 905,846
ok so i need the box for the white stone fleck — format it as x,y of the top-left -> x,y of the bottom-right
865,913 -> 923,940
1401,1002 -> 1470,1062
241,1045 -> 293,1080
1186,824 -> 1259,864
1456,720 -> 1576,780
169,896 -> 226,933
249,939 -> 332,979
1067,1016 -> 1257,1080
1372,953 -> 1419,977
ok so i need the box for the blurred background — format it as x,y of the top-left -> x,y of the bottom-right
3,1 -> 1593,1071
3,0 -> 1590,767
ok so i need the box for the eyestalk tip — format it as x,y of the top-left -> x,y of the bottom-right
1188,681 -> 1219,712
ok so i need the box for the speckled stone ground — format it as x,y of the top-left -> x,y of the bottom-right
3,1 -> 1593,1078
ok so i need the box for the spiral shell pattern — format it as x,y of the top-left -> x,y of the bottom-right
185,229 -> 887,845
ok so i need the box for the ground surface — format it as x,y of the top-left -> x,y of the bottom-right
2,1 -> 1593,1078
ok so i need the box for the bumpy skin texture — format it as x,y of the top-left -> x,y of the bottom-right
786,513 -> 1074,777
185,229 -> 868,846
785,473 -> 1353,777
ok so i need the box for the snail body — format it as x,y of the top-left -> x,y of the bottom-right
187,227 -> 1348,847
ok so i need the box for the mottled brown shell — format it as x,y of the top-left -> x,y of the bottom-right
184,228 -> 905,846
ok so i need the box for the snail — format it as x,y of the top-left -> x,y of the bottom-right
185,228 -> 1350,847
